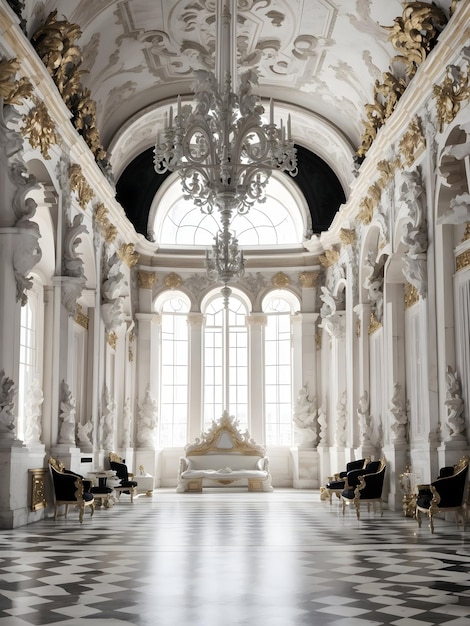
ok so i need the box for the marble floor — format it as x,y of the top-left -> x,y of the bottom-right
0,489 -> 470,626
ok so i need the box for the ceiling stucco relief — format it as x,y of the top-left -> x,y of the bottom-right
19,0 -> 457,189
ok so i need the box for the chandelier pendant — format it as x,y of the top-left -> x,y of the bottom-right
154,0 -> 297,288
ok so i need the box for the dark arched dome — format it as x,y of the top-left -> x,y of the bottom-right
115,145 -> 345,238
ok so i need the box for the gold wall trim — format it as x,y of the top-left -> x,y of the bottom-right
29,468 -> 47,511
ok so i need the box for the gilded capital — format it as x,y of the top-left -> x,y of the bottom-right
299,271 -> 319,288
138,270 -> 157,289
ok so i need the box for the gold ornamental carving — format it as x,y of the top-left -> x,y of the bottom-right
355,2 -> 446,160
128,327 -> 135,363
456,250 -> 470,272
31,11 -> 108,166
358,197 -> 374,225
386,2 -> 447,78
21,98 -> 59,159
107,331 -> 117,350
356,319 -> 361,338
0,57 -> 33,104
94,203 -> 117,243
119,243 -> 140,268
28,468 -> 47,511
164,272 -> 183,289
315,331 -> 322,350
404,282 -> 419,308
368,311 -> 382,335
399,116 -> 426,167
299,271 -> 318,288
272,272 -> 290,288
69,164 -> 94,210
74,304 -> 89,330
433,65 -> 470,133
340,228 -> 356,247
138,271 -> 157,289
462,224 -> 470,243
319,248 -> 339,268
375,71 -> 407,120
377,158 -> 400,188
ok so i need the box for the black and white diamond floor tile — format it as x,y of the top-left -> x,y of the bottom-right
0,490 -> 469,625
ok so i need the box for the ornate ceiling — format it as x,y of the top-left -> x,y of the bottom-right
21,0 -> 454,195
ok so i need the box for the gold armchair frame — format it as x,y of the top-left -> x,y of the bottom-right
415,457 -> 469,533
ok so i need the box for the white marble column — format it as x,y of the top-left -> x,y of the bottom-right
187,313 -> 204,442
247,313 -> 267,444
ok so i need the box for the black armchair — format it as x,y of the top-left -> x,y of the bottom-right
324,458 -> 370,503
341,460 -> 387,519
48,457 -> 95,523
415,457 -> 469,533
109,453 -> 138,502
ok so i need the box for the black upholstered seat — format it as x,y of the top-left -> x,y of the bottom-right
109,453 -> 138,502
415,457 -> 469,533
325,458 -> 369,503
341,460 -> 386,519
48,457 -> 95,523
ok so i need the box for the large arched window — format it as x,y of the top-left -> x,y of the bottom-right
202,291 -> 249,431
150,173 -> 309,247
263,290 -> 300,446
155,292 -> 190,447
18,282 -> 43,443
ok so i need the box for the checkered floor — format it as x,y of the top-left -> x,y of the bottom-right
0,489 -> 470,625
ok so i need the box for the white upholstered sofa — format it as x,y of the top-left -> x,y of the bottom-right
177,412 -> 273,493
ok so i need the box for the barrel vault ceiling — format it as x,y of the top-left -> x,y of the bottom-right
19,0 -> 455,235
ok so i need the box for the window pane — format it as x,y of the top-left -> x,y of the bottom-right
263,303 -> 293,446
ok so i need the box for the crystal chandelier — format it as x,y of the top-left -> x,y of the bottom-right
154,0 -> 297,288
